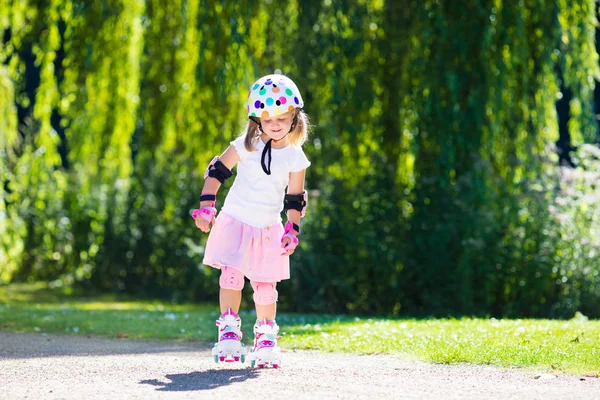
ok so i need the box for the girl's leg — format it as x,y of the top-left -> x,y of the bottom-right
248,281 -> 281,368
219,266 -> 245,313
220,289 -> 242,314
250,281 -> 278,320
214,267 -> 246,363
255,301 -> 276,321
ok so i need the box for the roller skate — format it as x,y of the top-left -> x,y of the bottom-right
247,318 -> 281,369
211,308 -> 246,363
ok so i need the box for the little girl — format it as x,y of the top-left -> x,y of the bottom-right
193,74 -> 310,368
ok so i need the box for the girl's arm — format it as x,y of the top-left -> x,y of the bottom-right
285,169 -> 306,226
195,145 -> 240,233
199,145 -> 240,207
282,169 -> 306,255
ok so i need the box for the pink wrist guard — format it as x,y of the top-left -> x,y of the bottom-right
281,221 -> 299,252
192,206 -> 217,222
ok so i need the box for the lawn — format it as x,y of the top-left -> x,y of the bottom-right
1,283 -> 598,375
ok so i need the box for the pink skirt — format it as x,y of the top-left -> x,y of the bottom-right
202,212 -> 290,282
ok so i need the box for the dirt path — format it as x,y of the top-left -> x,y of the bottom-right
0,332 -> 597,399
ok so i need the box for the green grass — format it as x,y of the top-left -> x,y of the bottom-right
1,283 -> 599,375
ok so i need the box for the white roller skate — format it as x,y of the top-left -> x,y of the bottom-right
211,308 -> 246,363
247,318 -> 281,369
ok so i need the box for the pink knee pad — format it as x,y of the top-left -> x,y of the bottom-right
250,281 -> 278,305
219,266 -> 245,290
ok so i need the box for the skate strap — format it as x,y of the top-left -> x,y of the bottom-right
256,333 -> 282,350
256,341 -> 275,350
218,324 -> 242,338
256,332 -> 280,342
216,317 -> 240,325
255,324 -> 279,335
221,330 -> 242,341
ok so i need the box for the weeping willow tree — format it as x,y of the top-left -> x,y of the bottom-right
1,0 -> 599,317
404,0 -> 566,315
399,0 -> 599,316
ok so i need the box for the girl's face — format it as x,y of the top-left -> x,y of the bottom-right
261,110 -> 295,140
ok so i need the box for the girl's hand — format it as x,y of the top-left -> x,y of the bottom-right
192,205 -> 217,233
281,236 -> 295,256
281,231 -> 299,256
195,215 -> 212,233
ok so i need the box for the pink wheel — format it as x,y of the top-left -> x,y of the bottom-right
233,356 -> 240,362
258,364 -> 265,369
219,356 -> 225,362
272,364 -> 279,369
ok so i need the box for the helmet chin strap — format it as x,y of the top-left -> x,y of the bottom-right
270,132 -> 289,143
260,124 -> 296,175
260,132 -> 288,175
257,113 -> 299,175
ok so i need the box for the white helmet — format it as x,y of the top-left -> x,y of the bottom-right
247,74 -> 304,119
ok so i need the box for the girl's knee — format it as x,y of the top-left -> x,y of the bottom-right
219,266 -> 245,290
250,281 -> 278,304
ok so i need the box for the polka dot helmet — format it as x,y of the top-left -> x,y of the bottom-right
247,74 -> 304,120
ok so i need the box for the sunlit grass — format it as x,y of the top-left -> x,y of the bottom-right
1,283 -> 599,375
278,315 -> 600,375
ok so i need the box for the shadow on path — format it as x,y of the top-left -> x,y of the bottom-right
140,368 -> 260,391
0,332 -> 206,359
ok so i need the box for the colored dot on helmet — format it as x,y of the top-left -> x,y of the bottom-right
274,108 -> 283,116
272,87 -> 280,93
266,98 -> 274,106
294,97 -> 299,104
252,83 -> 260,90
262,110 -> 270,118
265,79 -> 273,85
288,106 -> 294,111
285,88 -> 293,96
254,100 -> 261,108
276,100 -> 281,106
260,103 -> 265,109
250,112 -> 256,117
259,88 -> 266,95
279,96 -> 287,105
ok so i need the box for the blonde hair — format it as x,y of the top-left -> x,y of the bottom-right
243,109 -> 310,152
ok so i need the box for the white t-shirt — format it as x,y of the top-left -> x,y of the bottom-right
221,135 -> 311,228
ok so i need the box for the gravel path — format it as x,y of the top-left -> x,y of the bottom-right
0,332 -> 597,399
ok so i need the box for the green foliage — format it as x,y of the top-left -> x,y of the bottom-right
1,0 -> 600,317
